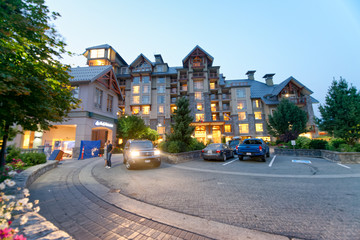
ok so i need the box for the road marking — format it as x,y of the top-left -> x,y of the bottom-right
337,163 -> 351,169
268,155 -> 276,167
292,160 -> 312,164
222,159 -> 237,166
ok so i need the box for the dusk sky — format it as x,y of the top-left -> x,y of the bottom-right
46,0 -> 360,117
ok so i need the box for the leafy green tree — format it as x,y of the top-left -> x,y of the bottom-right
267,98 -> 308,142
0,0 -> 79,166
316,78 -> 360,145
167,97 -> 195,147
116,115 -> 158,144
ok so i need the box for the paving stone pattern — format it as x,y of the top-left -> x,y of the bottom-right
29,161 -> 214,240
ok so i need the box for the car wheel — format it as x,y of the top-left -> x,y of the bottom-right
239,155 -> 243,161
266,151 -> 270,158
125,160 -> 133,170
153,161 -> 161,168
223,154 -> 227,162
261,155 -> 266,162
231,151 -> 234,158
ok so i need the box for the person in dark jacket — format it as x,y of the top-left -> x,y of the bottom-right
106,140 -> 113,169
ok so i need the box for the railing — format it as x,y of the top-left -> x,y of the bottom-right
171,79 -> 177,84
209,73 -> 218,78
222,94 -> 231,100
180,86 -> 188,91
171,88 -> 177,94
287,96 -> 307,105
222,106 -> 230,111
210,95 -> 219,100
171,98 -> 177,103
192,62 -> 204,68
211,107 -> 219,112
179,75 -> 188,80
210,85 -> 219,90
192,72 -> 204,78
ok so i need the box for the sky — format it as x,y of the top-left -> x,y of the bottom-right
46,0 -> 360,117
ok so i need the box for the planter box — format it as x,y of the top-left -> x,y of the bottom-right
274,148 -> 360,164
161,150 -> 202,164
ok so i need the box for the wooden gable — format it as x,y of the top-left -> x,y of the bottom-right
95,69 -> 122,98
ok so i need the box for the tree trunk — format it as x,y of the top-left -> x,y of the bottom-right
0,123 -> 9,167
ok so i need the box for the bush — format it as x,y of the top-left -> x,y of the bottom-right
167,141 -> 187,153
188,138 -> 206,151
5,146 -> 22,163
309,139 -> 327,149
295,136 -> 311,149
327,139 -> 347,151
21,152 -> 46,166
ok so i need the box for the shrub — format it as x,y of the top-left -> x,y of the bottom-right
328,139 -> 346,151
295,136 -> 311,149
309,139 -> 327,149
5,146 -> 22,163
167,141 -> 187,153
188,138 -> 206,151
339,144 -> 354,152
353,143 -> 360,152
21,152 -> 46,166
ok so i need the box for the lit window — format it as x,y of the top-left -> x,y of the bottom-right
94,88 -> 103,109
256,123 -> 263,132
212,114 -> 217,121
142,95 -> 150,104
157,95 -> 165,104
238,112 -> 246,121
107,95 -> 113,112
158,105 -> 164,114
107,49 -> 111,59
224,113 -> 231,121
142,85 -> 149,94
211,103 -> 217,112
197,103 -> 203,111
142,76 -> 150,83
132,86 -> 140,94
253,100 -> 261,108
157,77 -> 165,84
90,49 -> 105,58
157,126 -> 165,134
133,77 -> 140,84
237,100 -> 246,110
142,106 -> 150,115
195,114 -> 204,122
158,85 -> 165,93
132,96 -> 140,104
171,106 -> 177,113
194,81 -> 204,90
132,106 -> 140,115
255,112 -> 262,120
210,82 -> 216,90
239,124 -> 249,134
181,84 -> 187,91
195,92 -> 202,100
225,125 -> 232,133
236,89 -> 246,98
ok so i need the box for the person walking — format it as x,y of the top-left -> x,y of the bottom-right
106,140 -> 113,169
103,141 -> 108,167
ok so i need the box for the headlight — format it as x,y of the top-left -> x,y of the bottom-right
154,150 -> 160,156
130,151 -> 140,157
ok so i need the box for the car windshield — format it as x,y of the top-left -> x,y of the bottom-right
206,144 -> 222,150
131,141 -> 153,149
228,140 -> 239,147
244,139 -> 262,144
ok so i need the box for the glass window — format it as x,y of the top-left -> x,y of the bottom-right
132,96 -> 140,104
142,106 -> 150,115
212,114 -> 217,121
158,105 -> 164,114
236,89 -> 246,98
197,103 -> 203,111
224,113 -> 231,121
225,125 -> 232,132
142,95 -> 150,104
157,77 -> 165,84
132,106 -> 140,115
132,86 -> 140,94
211,103 -> 217,112
237,100 -> 247,110
158,85 -> 165,93
107,49 -> 111,59
156,65 -> 164,72
94,88 -> 103,109
253,99 -> 261,108
142,85 -> 149,94
255,112 -> 262,119
239,124 -> 249,134
171,106 -> 177,113
210,82 -> 216,90
157,95 -> 165,104
90,49 -> 105,58
142,76 -> 150,83
157,126 -> 165,134
238,112 -> 246,121
194,81 -> 204,90
71,86 -> 79,99
195,114 -> 204,122
256,123 -> 263,132
107,95 -> 113,112
195,92 -> 202,100
133,76 -> 140,84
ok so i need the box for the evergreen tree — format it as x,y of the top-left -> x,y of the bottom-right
267,98 -> 308,142
316,78 -> 360,145
0,0 -> 79,166
168,96 -> 195,146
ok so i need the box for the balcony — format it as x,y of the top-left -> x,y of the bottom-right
209,73 -> 219,79
171,97 -> 177,104
170,88 -> 177,95
287,96 -> 307,105
180,86 -> 188,92
118,80 -> 126,86
171,79 -> 177,85
222,105 -> 231,111
210,95 -> 219,101
210,84 -> 219,91
179,75 -> 188,81
192,72 -> 205,79
211,106 -> 219,112
222,94 -> 231,101
192,62 -> 205,69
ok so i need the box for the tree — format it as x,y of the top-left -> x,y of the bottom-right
0,0 -> 79,166
316,78 -> 360,145
167,97 -> 195,146
116,115 -> 158,144
267,98 -> 308,142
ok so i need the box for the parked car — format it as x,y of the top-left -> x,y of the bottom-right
123,140 -> 161,169
227,138 -> 240,155
202,143 -> 234,161
236,138 -> 270,162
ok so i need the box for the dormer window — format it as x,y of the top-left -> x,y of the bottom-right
90,49 -> 105,58
133,61 -> 151,72
156,65 -> 164,72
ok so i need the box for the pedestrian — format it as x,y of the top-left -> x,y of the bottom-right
103,141 -> 108,167
106,140 -> 113,169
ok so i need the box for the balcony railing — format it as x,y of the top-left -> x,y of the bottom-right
222,94 -> 231,100
171,88 -> 177,94
192,72 -> 204,78
180,86 -> 188,91
179,75 -> 188,80
192,62 -> 204,68
210,95 -> 219,100
209,73 -> 219,78
211,107 -> 219,112
210,85 -> 219,90
287,96 -> 307,105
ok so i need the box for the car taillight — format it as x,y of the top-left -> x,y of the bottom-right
236,145 -> 238,150
259,146 -> 262,151
202,150 -> 204,153
216,150 -> 221,153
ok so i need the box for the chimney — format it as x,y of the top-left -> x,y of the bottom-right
246,70 -> 256,80
263,73 -> 275,86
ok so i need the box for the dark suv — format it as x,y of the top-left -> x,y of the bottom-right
123,140 -> 161,169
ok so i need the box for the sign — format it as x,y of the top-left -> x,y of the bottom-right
292,160 -> 312,164
94,120 -> 114,128
291,140 -> 296,146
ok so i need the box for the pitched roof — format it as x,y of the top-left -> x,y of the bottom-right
272,76 -> 313,95
83,44 -> 128,66
182,45 -> 214,65
129,54 -> 155,68
69,65 -> 113,83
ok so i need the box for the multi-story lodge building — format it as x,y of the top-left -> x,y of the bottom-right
10,44 -> 319,158
84,44 -> 318,144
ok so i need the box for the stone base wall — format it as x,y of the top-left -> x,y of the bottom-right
274,148 -> 360,164
161,150 -> 202,164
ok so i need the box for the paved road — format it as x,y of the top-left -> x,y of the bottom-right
29,154 -> 360,240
